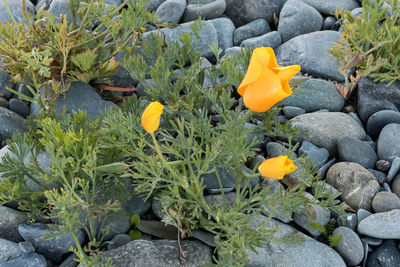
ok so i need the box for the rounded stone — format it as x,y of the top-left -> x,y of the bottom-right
282,106 -> 305,119
183,0 -> 226,22
367,110 -> 400,140
323,16 -> 337,30
155,0 -> 186,23
332,226 -> 364,266
372,191 -> 400,213
367,240 -> 400,267
391,173 -> 400,198
208,18 -> 235,53
298,141 -> 329,169
233,19 -> 270,46
240,31 -> 282,49
300,0 -> 360,15
358,209 -> 400,239
9,98 -> 30,118
337,136 -> 377,169
377,123 -> 400,163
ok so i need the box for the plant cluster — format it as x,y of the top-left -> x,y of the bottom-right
0,1 -> 344,266
331,0 -> 400,86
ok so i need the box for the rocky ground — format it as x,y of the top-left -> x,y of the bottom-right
0,0 -> 400,266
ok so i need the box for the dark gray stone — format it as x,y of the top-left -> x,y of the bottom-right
336,213 -> 358,231
347,112 -> 363,127
0,253 -> 47,267
278,0 -> 323,42
204,192 -> 236,209
282,106 -> 305,119
298,141 -> 329,169
387,157 -> 400,183
240,31 -> 282,49
0,72 -> 14,100
333,226 -> 363,266
0,107 -> 26,144
290,112 -> 366,156
377,123 -> 400,163
367,110 -> 400,140
208,18 -> 235,53
300,0 -> 360,15
201,166 -> 235,193
358,209 -> 400,239
312,181 -> 340,197
0,238 -> 23,262
233,19 -> 270,46
266,142 -> 286,158
367,240 -> 400,267
9,99 -> 29,118
322,16 -> 337,30
357,77 -> 400,123
17,84 -> 33,99
0,98 -> 8,109
364,236 -> 382,247
372,191 -> 400,213
48,0 -> 74,24
0,206 -> 27,242
368,169 -> 386,184
276,31 -> 344,81
144,0 -> 167,11
327,162 -> 380,211
318,157 -> 336,180
18,242 -> 34,254
392,173 -> 400,198
357,208 -> 372,224
0,0 -> 35,25
191,229 -> 216,247
18,223 -> 84,264
337,136 -> 377,169
152,200 -> 164,220
106,234 -> 131,251
58,253 -> 78,267
281,78 -> 345,112
155,0 -> 186,23
183,0 -> 226,22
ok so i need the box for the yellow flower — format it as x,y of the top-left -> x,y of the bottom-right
258,155 -> 296,179
141,101 -> 164,133
237,47 -> 301,113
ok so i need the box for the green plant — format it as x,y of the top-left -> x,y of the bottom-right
330,0 -> 400,85
309,220 -> 343,248
128,214 -> 142,240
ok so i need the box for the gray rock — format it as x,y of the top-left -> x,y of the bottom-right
233,19 -> 271,46
358,209 -> 400,239
281,78 -> 345,112
278,0 -> 323,42
223,46 -> 245,58
9,99 -> 29,118
247,215 -> 346,267
282,106 -> 305,119
107,234 -> 131,251
368,169 -> 386,184
0,0 -> 35,25
240,31 -> 282,49
0,71 -> 14,99
336,213 -> 358,231
0,107 -> 26,144
152,200 -> 164,220
300,0 -> 360,15
376,159 -> 391,172
0,238 -> 23,262
208,18 -> 235,53
367,239 -> 400,267
183,0 -> 226,22
142,21 -> 218,59
357,77 -> 400,123
312,181 -> 340,197
144,0 -> 167,11
363,236 -> 382,247
318,157 -> 336,180
48,0 -> 74,24
155,0 -> 186,23
377,123 -> 400,163
357,208 -> 372,224
290,112 -> 366,156
367,110 -> 400,140
18,223 -> 85,264
372,191 -> 400,213
333,226 -> 364,266
18,242 -> 35,254
190,229 -> 216,247
276,31 -> 344,81
204,192 -> 236,209
387,157 -> 400,183
58,253 -> 78,267
322,16 -> 337,30
326,162 -> 380,211
337,136 -> 377,169
0,206 -> 27,242
188,0 -> 214,3
0,253 -> 47,267
392,173 -> 400,198
0,98 -> 8,109
36,0 -> 51,11
266,142 -> 286,158
201,166 -> 235,193
96,239 -> 212,266
298,140 -> 329,169
347,112 -> 364,127
225,0 -> 288,26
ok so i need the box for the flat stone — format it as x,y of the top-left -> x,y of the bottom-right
372,191 -> 400,213
318,157 -> 336,180
300,0 -> 360,15
0,107 -> 26,144
107,234 -> 131,251
276,31 -> 344,81
0,206 -> 28,242
18,242 -> 35,254
367,110 -> 400,140
208,18 -> 235,53
377,123 -> 400,163
183,0 -> 226,22
191,229 -> 216,247
155,0 -> 186,23
9,99 -> 29,118
293,199 -> 331,236
333,226 -> 364,266
326,162 -> 380,211
278,0 -> 323,42
0,238 -> 23,262
201,166 -> 235,193
281,78 -> 345,112
0,253 -> 47,267
299,140 -> 329,169
233,19 -> 270,46
358,209 -> 400,239
290,112 -> 366,156
282,106 -> 305,119
387,157 -> 400,183
337,136 -> 377,169
240,31 -> 282,49
368,169 -> 386,184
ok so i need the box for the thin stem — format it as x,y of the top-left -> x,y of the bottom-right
150,133 -> 180,178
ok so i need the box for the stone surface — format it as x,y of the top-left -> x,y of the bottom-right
48,0 -> 74,24
357,77 -> 400,123
376,159 -> 391,172
282,106 -> 305,119
387,157 -> 400,183
247,215 -> 346,267
144,0 -> 167,11
299,141 -> 329,169
204,192 -> 236,209
240,31 -> 282,49
0,206 -> 27,242
278,0 -> 323,42
18,223 -> 85,264
358,209 -> 400,239
208,18 -> 235,53
327,162 -> 380,211
276,31 -> 343,81
323,16 -> 337,30
155,0 -> 186,23
9,99 -> 29,118
0,107 -> 26,144
290,112 -> 366,156
367,240 -> 400,267
107,234 -> 131,251
0,238 -> 23,263
0,0 -> 35,25
293,199 -> 331,236
357,208 -> 372,224
392,173 -> 400,198
300,0 -> 360,15
183,0 -> 226,22
0,253 -> 47,267
336,213 -> 358,231
233,19 -> 270,46
333,226 -> 363,266
281,78 -> 345,112
377,123 -> 400,163
372,191 -> 400,213
0,71 -> 14,99
367,110 -> 400,140
337,136 -> 377,169
318,157 -> 336,180
18,242 -> 35,254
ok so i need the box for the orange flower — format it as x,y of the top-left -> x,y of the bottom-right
258,155 -> 296,179
141,101 -> 164,133
237,47 -> 301,113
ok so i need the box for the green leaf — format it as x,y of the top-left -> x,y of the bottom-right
328,234 -> 343,248
128,229 -> 142,240
130,214 -> 141,228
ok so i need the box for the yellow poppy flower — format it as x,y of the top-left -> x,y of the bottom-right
258,155 -> 297,179
141,101 -> 164,133
237,47 -> 301,113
